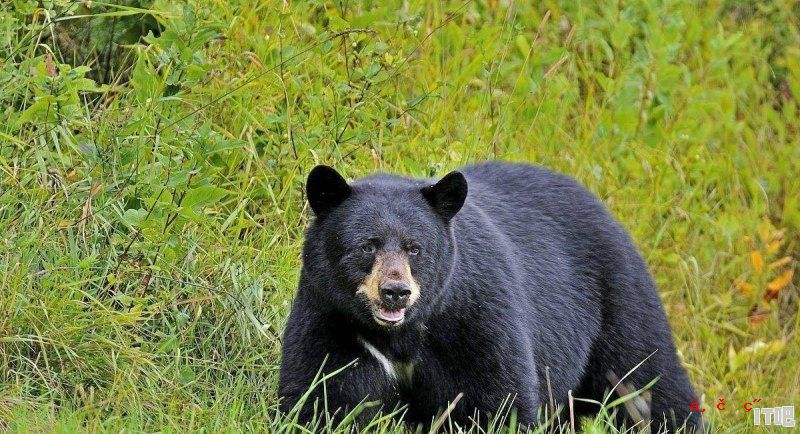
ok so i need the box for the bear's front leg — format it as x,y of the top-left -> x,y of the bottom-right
406,327 -> 541,428
278,308 -> 401,426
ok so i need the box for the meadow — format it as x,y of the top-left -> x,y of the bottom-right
1,0 -> 799,432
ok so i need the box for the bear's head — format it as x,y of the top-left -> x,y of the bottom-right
301,165 -> 467,330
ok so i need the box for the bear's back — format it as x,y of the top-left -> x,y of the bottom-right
455,162 -> 625,281
459,162 -> 617,239
446,162 -> 634,398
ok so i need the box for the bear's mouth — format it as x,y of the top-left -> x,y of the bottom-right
373,306 -> 406,326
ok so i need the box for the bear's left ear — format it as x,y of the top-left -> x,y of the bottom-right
306,165 -> 352,218
421,171 -> 468,222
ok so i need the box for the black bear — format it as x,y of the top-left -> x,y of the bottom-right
279,162 -> 702,432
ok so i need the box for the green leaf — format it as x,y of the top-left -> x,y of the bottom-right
182,186 -> 229,209
515,34 -> 530,56
131,55 -> 160,103
16,96 -> 55,126
121,208 -> 149,227
179,367 -> 196,385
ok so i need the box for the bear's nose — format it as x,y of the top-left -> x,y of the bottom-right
380,280 -> 411,306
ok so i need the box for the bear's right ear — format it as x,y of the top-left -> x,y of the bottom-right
306,165 -> 351,218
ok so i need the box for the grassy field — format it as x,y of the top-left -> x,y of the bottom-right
1,0 -> 799,432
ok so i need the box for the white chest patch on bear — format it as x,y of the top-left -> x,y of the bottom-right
357,336 -> 414,384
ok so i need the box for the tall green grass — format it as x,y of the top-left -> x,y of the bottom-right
1,0 -> 798,432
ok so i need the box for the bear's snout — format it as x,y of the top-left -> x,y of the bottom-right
356,250 -> 421,326
380,280 -> 411,308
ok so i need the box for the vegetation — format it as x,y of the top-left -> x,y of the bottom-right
1,0 -> 798,431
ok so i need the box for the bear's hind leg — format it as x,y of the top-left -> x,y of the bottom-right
589,240 -> 702,433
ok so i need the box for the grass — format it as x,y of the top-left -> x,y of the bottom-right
1,0 -> 799,432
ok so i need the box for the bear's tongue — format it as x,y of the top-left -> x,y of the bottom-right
377,307 -> 405,322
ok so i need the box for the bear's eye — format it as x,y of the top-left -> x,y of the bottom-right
361,241 -> 377,254
408,245 -> 420,256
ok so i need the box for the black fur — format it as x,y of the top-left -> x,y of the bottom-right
279,162 -> 702,431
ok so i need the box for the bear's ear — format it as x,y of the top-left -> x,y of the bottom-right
306,165 -> 351,218
421,171 -> 468,222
